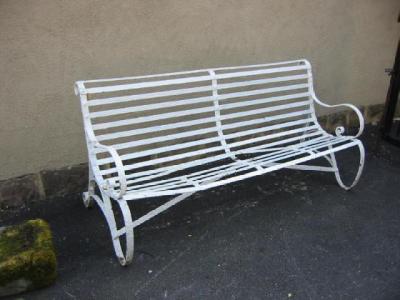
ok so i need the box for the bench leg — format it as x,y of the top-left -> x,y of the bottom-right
89,191 -> 134,266
329,140 -> 365,190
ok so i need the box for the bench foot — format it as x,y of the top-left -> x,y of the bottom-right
83,167 -> 96,208
82,180 -> 95,208
330,141 -> 365,191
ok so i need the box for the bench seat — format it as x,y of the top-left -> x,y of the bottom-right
122,134 -> 357,200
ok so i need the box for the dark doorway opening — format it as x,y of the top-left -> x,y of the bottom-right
381,14 -> 400,145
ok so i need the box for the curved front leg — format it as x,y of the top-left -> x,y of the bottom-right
329,141 -> 365,190
93,192 -> 134,266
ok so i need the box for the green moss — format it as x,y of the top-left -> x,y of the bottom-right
0,219 -> 57,293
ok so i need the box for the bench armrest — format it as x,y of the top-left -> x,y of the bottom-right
92,142 -> 127,199
312,96 -> 364,138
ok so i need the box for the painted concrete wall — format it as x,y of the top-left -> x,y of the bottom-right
0,0 -> 399,180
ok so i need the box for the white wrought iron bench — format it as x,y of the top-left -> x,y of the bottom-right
75,59 -> 365,266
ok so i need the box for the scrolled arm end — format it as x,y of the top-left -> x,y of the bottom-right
313,96 -> 364,138
93,142 -> 127,199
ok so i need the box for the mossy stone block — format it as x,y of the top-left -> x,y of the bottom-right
0,219 -> 57,297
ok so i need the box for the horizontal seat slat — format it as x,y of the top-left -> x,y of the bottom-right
117,130 -> 324,183
122,135 -> 351,192
118,131 -> 327,187
227,125 -> 319,150
126,137 -> 356,197
123,140 -> 359,199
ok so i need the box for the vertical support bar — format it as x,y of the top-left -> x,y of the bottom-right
300,60 -> 319,141
208,70 -> 263,171
208,70 -> 236,159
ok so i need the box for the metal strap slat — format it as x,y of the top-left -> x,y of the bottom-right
93,98 -> 310,131
217,86 -> 309,102
92,105 -> 215,130
254,138 -> 352,167
126,145 -> 300,191
96,118 -> 314,165
123,140 -> 359,199
235,132 -> 327,155
99,142 -> 226,176
88,85 -> 213,107
126,176 -> 187,191
87,75 -> 307,106
219,100 -> 311,121
111,130 -> 325,184
115,130 -> 325,187
97,108 -> 311,142
219,94 -> 310,112
192,149 -> 298,183
221,111 -> 312,131
299,137 -> 350,153
94,104 -> 313,151
128,177 -> 192,192
212,59 -> 305,72
227,125 -> 318,150
215,65 -> 308,80
90,95 -> 214,119
217,74 -> 309,90
124,147 -> 303,195
96,116 -> 217,141
120,132 -> 332,190
86,75 -> 212,94
97,135 -> 222,165
81,59 -> 304,84
85,65 -> 307,95
99,125 -> 319,175
95,126 -> 217,153
98,117 -> 313,164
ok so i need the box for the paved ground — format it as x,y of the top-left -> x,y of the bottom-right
2,126 -> 400,300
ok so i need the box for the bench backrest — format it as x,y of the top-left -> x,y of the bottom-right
76,59 -> 318,184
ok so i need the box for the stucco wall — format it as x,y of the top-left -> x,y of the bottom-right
0,0 -> 399,180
